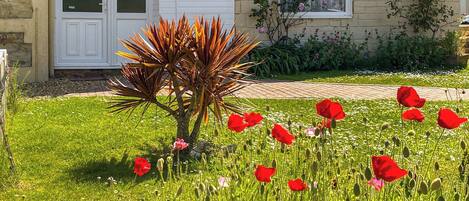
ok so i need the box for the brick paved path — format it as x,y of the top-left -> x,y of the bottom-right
61,80 -> 465,101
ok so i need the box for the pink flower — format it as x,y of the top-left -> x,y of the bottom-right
368,177 -> 384,191
298,3 -> 305,12
305,127 -> 316,137
313,181 -> 318,189
218,176 -> 230,188
258,27 -> 267,33
173,138 -> 189,151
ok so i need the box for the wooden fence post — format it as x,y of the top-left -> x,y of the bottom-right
0,49 -> 15,175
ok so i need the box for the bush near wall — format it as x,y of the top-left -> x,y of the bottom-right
248,31 -> 460,77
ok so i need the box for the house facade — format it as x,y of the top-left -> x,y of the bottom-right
0,0 -> 465,82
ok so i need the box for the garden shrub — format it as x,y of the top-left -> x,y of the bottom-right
248,29 -> 371,77
302,29 -> 370,71
248,30 -> 460,77
248,43 -> 307,77
375,31 -> 459,71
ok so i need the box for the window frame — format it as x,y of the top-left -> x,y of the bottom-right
289,0 -> 353,19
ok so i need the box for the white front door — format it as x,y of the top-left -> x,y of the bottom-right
55,0 -> 152,69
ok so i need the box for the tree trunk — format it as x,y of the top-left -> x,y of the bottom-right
176,117 -> 190,139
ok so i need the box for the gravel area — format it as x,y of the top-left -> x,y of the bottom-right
23,78 -> 114,98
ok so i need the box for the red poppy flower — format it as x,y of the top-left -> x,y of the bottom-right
371,156 -> 407,182
438,108 -> 468,129
316,99 -> 346,120
397,86 -> 426,108
254,165 -> 276,183
133,157 -> 151,177
244,112 -> 263,127
288,178 -> 308,191
402,109 -> 425,122
271,124 -> 295,145
228,114 -> 248,132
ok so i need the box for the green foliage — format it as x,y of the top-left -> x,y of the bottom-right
302,29 -> 370,71
248,43 -> 306,77
248,29 -> 371,77
375,32 -> 460,71
249,29 -> 460,77
386,0 -> 455,36
7,62 -> 24,116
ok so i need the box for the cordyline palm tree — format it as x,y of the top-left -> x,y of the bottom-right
108,16 -> 259,148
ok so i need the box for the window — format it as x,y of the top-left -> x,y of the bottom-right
282,0 -> 353,18
117,0 -> 146,13
63,0 -> 102,13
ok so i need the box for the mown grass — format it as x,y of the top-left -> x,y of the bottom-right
275,68 -> 469,88
0,96 -> 468,200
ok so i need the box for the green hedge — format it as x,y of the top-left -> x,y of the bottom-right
248,32 -> 460,77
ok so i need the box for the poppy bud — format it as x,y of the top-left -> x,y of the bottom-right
209,185 -> 217,194
461,140 -> 466,150
409,179 -> 416,189
434,162 -> 440,171
243,144 -> 248,151
381,122 -> 390,130
311,161 -> 318,174
392,136 -> 401,147
430,178 -> 442,191
364,167 -> 372,180
154,189 -> 159,196
167,156 -> 173,164
437,196 -> 444,201
176,185 -> 183,197
266,106 -> 270,111
407,130 -> 415,136
353,183 -> 360,196
418,181 -> 428,195
317,151 -> 322,161
157,158 -> 165,171
199,183 -> 206,192
384,140 -> 390,148
314,127 -> 321,136
403,147 -> 410,158
359,173 -> 365,181
457,108 -> 461,113
194,187 -> 200,198
425,131 -> 431,138
459,164 -> 464,174
306,148 -> 312,158
363,117 -> 368,124
454,193 -> 460,201
260,184 -> 265,194
331,118 -> 337,129
272,159 -> 277,168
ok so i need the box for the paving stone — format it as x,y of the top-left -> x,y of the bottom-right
59,80 -> 466,102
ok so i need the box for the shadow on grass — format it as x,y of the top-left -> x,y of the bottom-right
67,141 -> 202,184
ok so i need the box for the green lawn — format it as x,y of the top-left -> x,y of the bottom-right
0,97 -> 468,200
275,69 -> 469,88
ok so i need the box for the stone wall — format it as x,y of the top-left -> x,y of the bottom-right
0,0 -> 49,82
234,0 -> 462,47
0,0 -> 33,68
0,0 -> 33,19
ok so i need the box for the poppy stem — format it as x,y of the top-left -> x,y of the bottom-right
425,128 -> 445,178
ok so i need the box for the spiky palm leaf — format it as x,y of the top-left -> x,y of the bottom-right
109,16 -> 258,141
